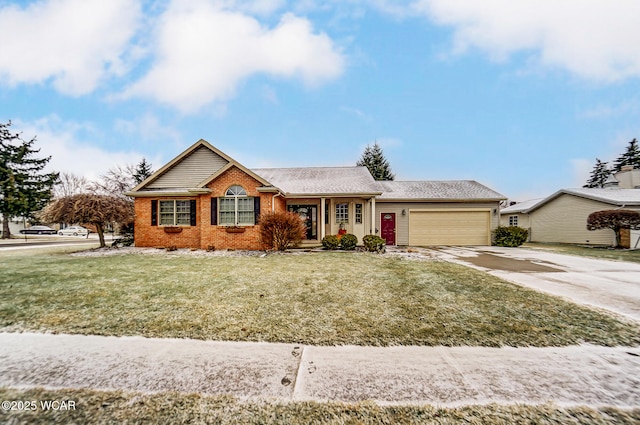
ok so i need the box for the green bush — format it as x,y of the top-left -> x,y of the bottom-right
322,235 -> 340,250
493,226 -> 528,247
340,233 -> 358,250
363,235 -> 386,253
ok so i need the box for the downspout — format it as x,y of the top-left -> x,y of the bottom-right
272,191 -> 284,212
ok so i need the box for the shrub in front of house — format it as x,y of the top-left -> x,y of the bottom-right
340,233 -> 358,250
322,235 -> 340,250
493,226 -> 528,247
363,235 -> 386,253
259,211 -> 307,251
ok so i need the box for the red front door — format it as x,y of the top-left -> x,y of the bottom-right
381,213 -> 396,245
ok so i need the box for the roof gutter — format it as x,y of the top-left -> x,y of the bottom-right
284,192 -> 383,198
124,188 -> 212,197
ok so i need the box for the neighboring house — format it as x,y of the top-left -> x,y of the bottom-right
0,217 -> 26,236
501,166 -> 640,247
500,198 -> 544,230
126,140 -> 506,249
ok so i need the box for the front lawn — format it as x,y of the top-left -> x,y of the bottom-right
1,248 -> 638,347
1,388 -> 638,425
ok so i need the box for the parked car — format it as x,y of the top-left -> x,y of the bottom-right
19,225 -> 57,235
58,226 -> 90,236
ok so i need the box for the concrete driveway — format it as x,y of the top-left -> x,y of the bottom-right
430,246 -> 640,323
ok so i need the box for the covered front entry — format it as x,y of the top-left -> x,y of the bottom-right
381,213 -> 396,245
409,209 -> 490,246
288,205 -> 318,240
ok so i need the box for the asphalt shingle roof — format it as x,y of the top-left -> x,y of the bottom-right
505,188 -> 640,213
561,188 -> 640,205
252,167 -> 382,196
376,180 -> 506,201
501,198 -> 544,214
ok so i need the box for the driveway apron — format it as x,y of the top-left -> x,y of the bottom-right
430,246 -> 640,323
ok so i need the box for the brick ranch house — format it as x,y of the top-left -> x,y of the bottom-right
126,140 -> 506,250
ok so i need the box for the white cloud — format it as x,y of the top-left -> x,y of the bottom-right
0,0 -> 141,95
113,113 -> 184,148
14,116 -> 151,182
121,0 -> 344,112
579,100 -> 640,120
414,0 -> 640,82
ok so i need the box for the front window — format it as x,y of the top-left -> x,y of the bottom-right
220,185 -> 254,225
160,200 -> 191,225
336,203 -> 349,224
355,204 -> 363,224
509,215 -> 518,226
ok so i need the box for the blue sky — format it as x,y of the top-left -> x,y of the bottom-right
2,0 -> 640,201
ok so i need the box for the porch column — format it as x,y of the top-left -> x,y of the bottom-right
370,197 -> 376,235
320,197 -> 326,239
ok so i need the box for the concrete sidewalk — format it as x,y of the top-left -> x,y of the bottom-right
1,332 -> 639,407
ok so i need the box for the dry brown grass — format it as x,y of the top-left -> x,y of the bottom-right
1,387 -> 638,425
1,248 -> 638,347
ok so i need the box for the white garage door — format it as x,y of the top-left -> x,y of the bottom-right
409,210 -> 490,246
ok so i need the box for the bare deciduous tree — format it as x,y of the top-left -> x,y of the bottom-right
40,194 -> 134,247
52,172 -> 89,198
88,164 -> 137,198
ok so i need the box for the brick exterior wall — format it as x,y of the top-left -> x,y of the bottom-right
134,197 -> 201,248
134,165 -> 287,250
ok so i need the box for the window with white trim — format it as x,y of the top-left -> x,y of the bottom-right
159,200 -> 191,225
355,203 -> 363,224
219,185 -> 255,225
336,203 -> 349,224
509,215 -> 518,226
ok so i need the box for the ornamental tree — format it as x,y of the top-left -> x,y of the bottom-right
40,194 -> 134,247
259,211 -> 306,251
586,209 -> 640,248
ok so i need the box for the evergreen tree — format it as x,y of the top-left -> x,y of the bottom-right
583,158 -> 612,188
356,142 -> 395,181
613,138 -> 640,171
1,121 -> 59,238
133,157 -> 154,185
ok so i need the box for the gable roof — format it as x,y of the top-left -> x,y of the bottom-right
500,198 -> 544,214
127,139 -> 505,201
376,180 -> 506,201
522,188 -> 640,213
128,139 -> 271,196
252,167 -> 382,196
